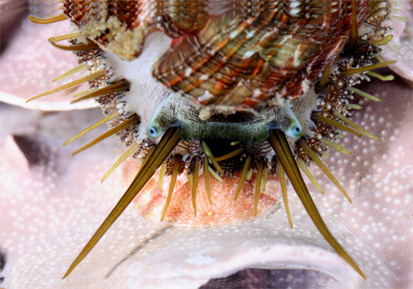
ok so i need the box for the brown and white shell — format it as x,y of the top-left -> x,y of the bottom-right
64,0 -> 372,108
35,0 -> 397,281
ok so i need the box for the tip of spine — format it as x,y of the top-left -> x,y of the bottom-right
25,95 -> 41,103
62,270 -> 70,279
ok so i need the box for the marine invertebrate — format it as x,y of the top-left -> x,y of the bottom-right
3,0 -> 408,286
1,78 -> 412,288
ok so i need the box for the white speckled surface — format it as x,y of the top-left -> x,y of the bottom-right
0,1 -> 412,289
0,74 -> 411,288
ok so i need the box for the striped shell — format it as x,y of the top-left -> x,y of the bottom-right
64,0 -> 370,107
28,0 -> 397,280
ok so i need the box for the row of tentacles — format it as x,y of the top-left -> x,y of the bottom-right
29,0 -> 395,216
26,0 -> 402,280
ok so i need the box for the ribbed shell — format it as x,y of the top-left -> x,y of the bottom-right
64,0 -> 370,109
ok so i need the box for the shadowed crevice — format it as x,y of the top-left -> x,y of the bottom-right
199,268 -> 338,289
0,249 -> 6,284
12,134 -> 51,167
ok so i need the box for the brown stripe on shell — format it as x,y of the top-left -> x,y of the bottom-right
63,0 -> 210,60
63,0 -> 371,103
153,0 -> 370,108
156,0 -> 209,36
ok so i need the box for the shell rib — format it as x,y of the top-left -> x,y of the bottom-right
64,0 -> 370,108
